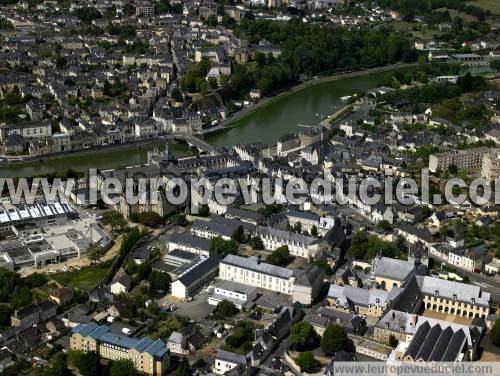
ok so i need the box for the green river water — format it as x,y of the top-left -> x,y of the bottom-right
0,73 -> 386,178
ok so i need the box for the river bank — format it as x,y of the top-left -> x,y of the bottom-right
220,62 -> 417,128
0,64 -> 415,178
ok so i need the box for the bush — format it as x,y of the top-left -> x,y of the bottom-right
248,236 -> 264,250
214,300 -> 239,318
290,322 -> 318,351
209,237 -> 238,257
491,319 -> 500,347
295,351 -> 318,373
110,359 -> 136,376
135,212 -> 162,227
266,245 -> 291,267
389,334 -> 399,348
231,226 -> 246,243
176,214 -> 188,226
148,271 -> 171,292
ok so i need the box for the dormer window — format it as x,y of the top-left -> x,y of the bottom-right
434,290 -> 439,296
452,294 -> 457,300
471,298 -> 475,304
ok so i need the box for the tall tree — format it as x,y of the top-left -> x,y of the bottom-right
491,319 -> 500,347
290,322 -> 318,351
231,225 -> 245,243
266,245 -> 291,267
110,359 -> 136,376
295,351 -> 318,373
87,244 -> 104,265
320,324 -> 349,355
44,353 -> 70,376
176,357 -> 190,376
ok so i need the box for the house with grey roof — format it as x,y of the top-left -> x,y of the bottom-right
11,300 -> 58,331
225,207 -> 263,225
284,208 -> 320,233
218,254 -> 323,306
327,284 -> 404,318
370,256 -> 425,291
191,219 -> 235,240
304,306 -> 366,336
220,254 -> 296,295
214,349 -> 249,375
166,331 -> 187,354
292,265 -> 325,306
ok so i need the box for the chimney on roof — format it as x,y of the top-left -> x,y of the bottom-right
410,314 -> 417,327
257,255 -> 261,264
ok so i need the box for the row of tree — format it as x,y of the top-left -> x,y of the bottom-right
219,19 -> 418,99
291,321 -> 353,372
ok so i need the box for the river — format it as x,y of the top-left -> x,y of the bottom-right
0,72 -> 387,178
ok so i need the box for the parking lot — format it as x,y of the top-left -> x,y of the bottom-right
160,289 -> 215,321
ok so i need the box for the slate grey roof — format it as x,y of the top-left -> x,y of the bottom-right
191,219 -> 234,238
371,256 -> 415,281
294,265 -> 324,287
403,320 -> 470,362
222,255 -> 295,280
328,284 -> 402,308
214,280 -> 257,295
167,331 -> 184,345
167,249 -> 199,261
254,226 -> 319,247
376,310 -> 417,335
225,207 -> 262,223
416,276 -> 491,307
216,349 -> 248,365
284,208 -> 319,222
177,256 -> 221,287
169,233 -> 210,251
212,215 -> 255,233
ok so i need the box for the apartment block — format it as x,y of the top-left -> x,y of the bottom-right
482,150 -> 500,180
70,323 -> 170,376
428,148 -> 494,173
219,255 -> 323,305
220,255 -> 295,295
254,226 -> 320,258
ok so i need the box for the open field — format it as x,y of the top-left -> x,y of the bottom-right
467,0 -> 500,15
435,8 -> 478,22
390,21 -> 444,40
51,260 -> 113,289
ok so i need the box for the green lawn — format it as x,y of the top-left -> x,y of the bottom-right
434,8 -> 478,22
51,261 -> 113,290
390,21 -> 443,40
467,0 -> 500,15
